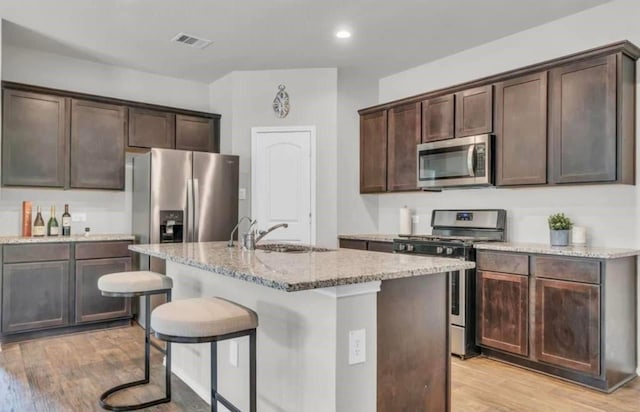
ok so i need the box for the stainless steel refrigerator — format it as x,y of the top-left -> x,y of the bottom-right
132,148 -> 239,325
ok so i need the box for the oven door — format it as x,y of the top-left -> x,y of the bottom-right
417,134 -> 492,188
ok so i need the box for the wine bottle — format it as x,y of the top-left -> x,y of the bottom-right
62,204 -> 71,236
33,206 -> 45,237
47,205 -> 59,236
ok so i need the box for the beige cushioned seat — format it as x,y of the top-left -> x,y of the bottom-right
151,297 -> 258,338
98,271 -> 173,294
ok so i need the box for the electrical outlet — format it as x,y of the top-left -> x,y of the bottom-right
348,329 -> 366,365
238,188 -> 247,200
412,215 -> 420,224
72,212 -> 87,222
229,340 -> 239,367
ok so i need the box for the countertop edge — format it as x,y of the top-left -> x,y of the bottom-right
474,243 -> 640,259
129,245 -> 475,292
0,234 -> 135,245
338,234 -> 397,243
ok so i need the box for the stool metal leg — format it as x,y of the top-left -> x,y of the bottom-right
99,291 -> 172,411
211,341 -> 217,412
250,330 -> 256,412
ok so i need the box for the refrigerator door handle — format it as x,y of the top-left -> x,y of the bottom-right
186,178 -> 194,242
193,178 -> 200,241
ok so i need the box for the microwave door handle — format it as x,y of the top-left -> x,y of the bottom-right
467,146 -> 476,177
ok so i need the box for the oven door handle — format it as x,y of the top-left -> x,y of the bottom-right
467,145 -> 476,177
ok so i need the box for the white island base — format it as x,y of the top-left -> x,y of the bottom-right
166,260 -> 379,412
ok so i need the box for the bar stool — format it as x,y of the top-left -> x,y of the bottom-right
151,297 -> 258,412
97,271 -> 173,411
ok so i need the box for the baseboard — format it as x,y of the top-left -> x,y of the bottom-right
171,364 -> 211,405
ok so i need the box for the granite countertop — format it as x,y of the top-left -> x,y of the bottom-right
130,241 -> 474,292
474,242 -> 640,259
338,234 -> 398,243
0,234 -> 135,245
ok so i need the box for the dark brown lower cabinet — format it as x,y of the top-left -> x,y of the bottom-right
75,257 -> 131,323
339,238 -> 393,253
476,250 -> 636,393
2,261 -> 70,333
535,278 -> 600,376
476,271 -> 528,356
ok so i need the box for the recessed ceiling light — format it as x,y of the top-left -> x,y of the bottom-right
335,30 -> 352,39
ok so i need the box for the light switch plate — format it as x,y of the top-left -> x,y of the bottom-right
348,329 -> 366,365
238,188 -> 247,200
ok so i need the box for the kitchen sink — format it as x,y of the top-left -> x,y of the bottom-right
256,244 -> 333,253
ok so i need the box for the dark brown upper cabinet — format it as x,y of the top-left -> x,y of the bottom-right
535,278 -> 600,376
455,85 -> 493,137
549,54 -> 634,184
176,114 -> 217,152
422,94 -> 454,142
495,72 -> 548,186
128,107 -> 175,149
2,89 -> 68,188
70,99 -> 127,190
360,110 -> 388,193
388,102 -> 421,191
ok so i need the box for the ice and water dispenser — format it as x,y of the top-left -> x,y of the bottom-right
159,210 -> 184,243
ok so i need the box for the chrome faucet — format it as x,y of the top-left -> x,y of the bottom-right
228,216 -> 257,247
255,223 -> 289,245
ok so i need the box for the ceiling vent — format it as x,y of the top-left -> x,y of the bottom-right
171,32 -> 212,50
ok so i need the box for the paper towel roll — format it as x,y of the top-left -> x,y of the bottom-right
399,206 -> 412,236
572,226 -> 586,245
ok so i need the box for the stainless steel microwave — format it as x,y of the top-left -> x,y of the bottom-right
417,134 -> 493,189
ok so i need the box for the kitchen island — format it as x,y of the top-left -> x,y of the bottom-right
130,242 -> 474,411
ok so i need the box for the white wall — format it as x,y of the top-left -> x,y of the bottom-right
337,69 -> 380,235
0,45 -> 211,235
375,0 -> 640,249
209,68 -> 339,247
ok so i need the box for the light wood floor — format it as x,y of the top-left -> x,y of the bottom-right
0,326 -> 638,411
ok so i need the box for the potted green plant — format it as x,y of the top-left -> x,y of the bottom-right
548,213 -> 573,246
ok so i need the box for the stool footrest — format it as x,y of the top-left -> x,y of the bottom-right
214,392 -> 241,412
99,379 -> 170,411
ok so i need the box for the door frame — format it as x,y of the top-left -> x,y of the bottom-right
251,125 -> 317,245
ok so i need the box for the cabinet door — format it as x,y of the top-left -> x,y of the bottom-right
176,114 -> 216,152
455,85 -> 493,137
476,271 -> 529,356
2,89 -> 68,187
75,257 -> 132,324
535,278 -> 600,376
70,99 -> 126,190
360,110 -> 388,193
495,72 -> 548,185
422,94 -> 454,142
549,55 -> 617,183
128,107 -> 175,149
388,102 -> 421,191
2,261 -> 70,333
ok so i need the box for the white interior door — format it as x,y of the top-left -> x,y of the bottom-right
252,126 -> 315,244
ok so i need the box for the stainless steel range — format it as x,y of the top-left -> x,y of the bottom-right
393,209 -> 506,359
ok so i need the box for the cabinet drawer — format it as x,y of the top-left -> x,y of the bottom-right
339,239 -> 368,250
3,243 -> 71,263
368,241 -> 394,253
477,251 -> 529,275
75,241 -> 132,260
533,256 -> 600,284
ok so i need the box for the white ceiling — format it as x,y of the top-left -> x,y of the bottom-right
0,0 -> 610,84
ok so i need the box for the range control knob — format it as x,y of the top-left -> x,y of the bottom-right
406,244 -> 415,252
436,246 -> 444,254
396,243 -> 406,251
446,247 -> 454,255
